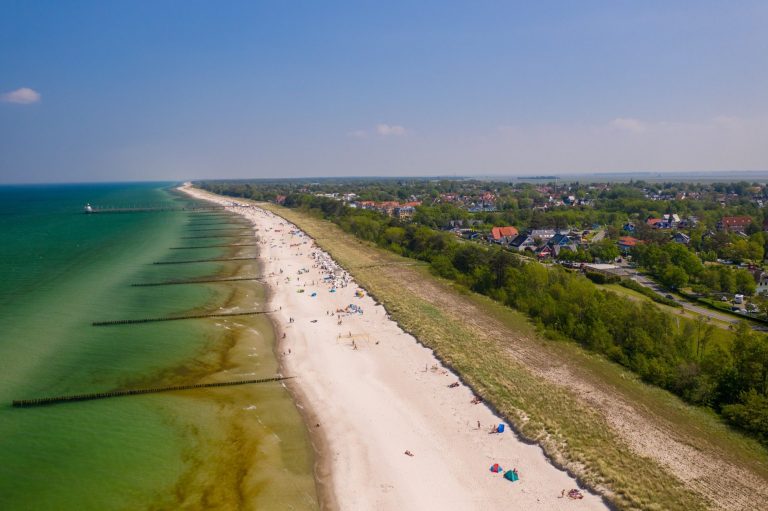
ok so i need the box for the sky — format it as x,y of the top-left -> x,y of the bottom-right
1,1 -> 767,184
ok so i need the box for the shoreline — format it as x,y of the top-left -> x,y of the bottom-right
267,285 -> 339,511
182,184 -> 608,510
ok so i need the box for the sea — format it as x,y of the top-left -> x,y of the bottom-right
0,183 -> 318,510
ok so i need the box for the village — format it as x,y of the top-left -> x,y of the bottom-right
241,179 -> 768,320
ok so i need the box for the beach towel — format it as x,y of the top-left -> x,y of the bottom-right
503,470 -> 519,482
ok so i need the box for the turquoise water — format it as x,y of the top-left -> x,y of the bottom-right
0,184 -> 318,510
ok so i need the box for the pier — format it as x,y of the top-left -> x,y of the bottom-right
131,276 -> 264,286
85,205 -> 227,214
12,376 -> 294,408
153,256 -> 258,265
92,309 -> 274,326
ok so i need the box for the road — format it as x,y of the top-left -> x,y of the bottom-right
626,271 -> 740,324
619,269 -> 768,331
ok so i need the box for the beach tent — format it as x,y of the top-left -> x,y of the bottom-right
503,470 -> 519,482
490,463 -> 503,473
497,423 -> 505,433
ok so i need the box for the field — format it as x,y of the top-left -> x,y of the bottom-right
260,203 -> 768,511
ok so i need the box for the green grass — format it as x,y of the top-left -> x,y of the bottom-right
252,201 -> 768,510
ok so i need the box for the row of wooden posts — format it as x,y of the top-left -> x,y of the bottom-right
92,310 -> 274,326
12,376 -> 294,408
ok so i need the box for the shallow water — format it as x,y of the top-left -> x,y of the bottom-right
0,183 -> 318,510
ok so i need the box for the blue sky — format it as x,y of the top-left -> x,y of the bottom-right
1,0 -> 767,183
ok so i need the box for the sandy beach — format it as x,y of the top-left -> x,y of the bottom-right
182,185 -> 608,510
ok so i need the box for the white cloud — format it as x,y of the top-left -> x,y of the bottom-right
610,117 -> 647,133
0,87 -> 41,104
376,123 -> 406,136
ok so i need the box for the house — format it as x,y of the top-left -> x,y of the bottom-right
509,234 -> 536,251
646,217 -> 671,229
275,195 -> 287,205
529,229 -> 556,240
536,244 -> 554,258
549,233 -> 572,246
490,226 -> 519,243
535,233 -> 579,259
622,222 -> 636,233
394,206 -> 416,219
618,236 -> 640,253
552,243 -> 579,258
718,216 -> 752,233
755,271 -> 768,295
673,233 -> 691,244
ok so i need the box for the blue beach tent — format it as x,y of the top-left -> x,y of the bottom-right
503,470 -> 519,482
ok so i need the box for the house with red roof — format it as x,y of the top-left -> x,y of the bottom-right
490,226 -> 519,244
717,216 -> 752,233
646,217 -> 672,229
618,236 -> 640,253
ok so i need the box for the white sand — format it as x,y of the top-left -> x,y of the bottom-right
182,186 -> 608,510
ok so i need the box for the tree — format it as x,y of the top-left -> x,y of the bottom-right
590,239 -> 620,262
661,265 -> 689,289
730,323 -> 768,396
722,390 -> 768,444
693,316 -> 715,360
720,268 -> 736,294
735,270 -> 757,296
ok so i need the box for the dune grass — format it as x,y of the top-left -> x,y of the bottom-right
259,203 -> 768,510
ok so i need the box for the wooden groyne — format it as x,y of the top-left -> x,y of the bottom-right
92,309 -> 273,326
187,227 -> 251,232
132,276 -> 264,287
188,219 -> 250,225
153,256 -> 258,265
12,376 -> 294,408
180,234 -> 252,239
169,244 -> 258,250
